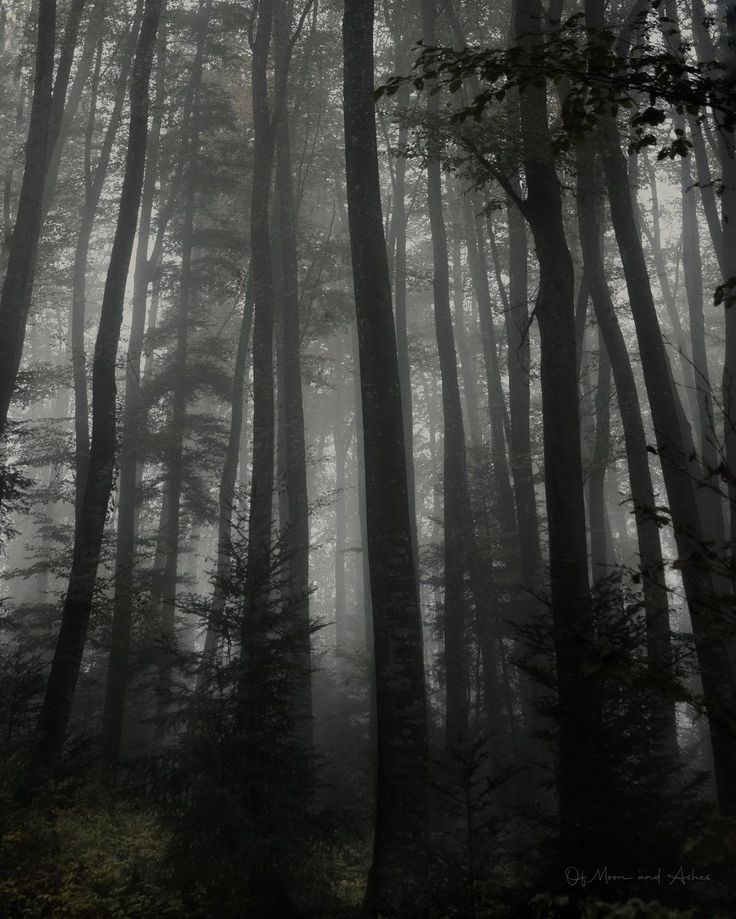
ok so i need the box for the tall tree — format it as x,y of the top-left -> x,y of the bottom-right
422,0 -> 470,752
154,0 -> 207,708
0,0 -> 88,442
512,0 -> 597,854
587,0 -> 736,812
22,0 -> 164,792
0,0 -> 55,443
343,1 -> 429,913
101,23 -> 168,764
273,0 -> 313,744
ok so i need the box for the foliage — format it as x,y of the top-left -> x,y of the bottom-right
0,787 -> 183,918
378,14 -> 736,156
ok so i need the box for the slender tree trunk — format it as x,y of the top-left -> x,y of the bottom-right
240,0 -> 276,707
273,0 -> 312,744
0,0 -> 56,440
388,42 -> 419,577
642,161 -> 701,429
422,0 -> 471,753
71,12 -> 139,527
514,0 -> 596,852
504,195 -> 543,594
716,2 -> 736,565
451,235 -> 482,449
334,383 -> 348,651
678,122 -> 728,557
588,331 -> 613,584
588,0 -> 736,811
21,0 -> 163,793
343,1 -> 428,912
155,7 -> 206,708
463,196 -> 517,540
101,23 -> 167,764
575,145 -> 678,759
198,278 -> 253,674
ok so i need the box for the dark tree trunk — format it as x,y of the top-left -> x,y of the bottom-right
240,0 -> 276,688
386,35 -> 418,570
588,0 -> 736,811
422,0 -> 470,753
451,235 -> 482,449
0,0 -> 56,440
0,0 -> 89,442
642,160 -> 701,430
514,0 -> 596,853
588,331 -> 613,584
21,0 -> 163,793
273,0 -> 312,744
575,144 -> 678,759
334,382 -> 349,651
199,278 -> 253,672
71,11 -> 139,528
155,6 -> 206,708
101,23 -> 167,764
343,1 -> 429,913
504,191 -> 543,595
462,195 -> 517,541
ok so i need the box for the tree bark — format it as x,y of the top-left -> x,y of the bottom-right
343,1 -> 429,913
198,277 -> 253,675
71,9 -> 140,527
422,0 -> 471,754
514,0 -> 596,852
588,0 -> 736,811
240,0 -> 276,703
21,0 -> 163,793
0,0 -> 56,440
101,22 -> 167,764
155,1 -> 206,709
273,0 -> 313,745
575,144 -> 677,760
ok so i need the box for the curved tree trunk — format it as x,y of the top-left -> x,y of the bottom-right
198,277 -> 253,676
0,0 -> 88,442
588,0 -> 736,811
71,11 -> 139,528
514,0 -> 596,855
101,22 -> 168,764
0,0 -> 56,441
21,0 -> 163,793
575,144 -> 677,761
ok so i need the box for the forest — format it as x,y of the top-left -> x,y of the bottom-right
0,0 -> 735,915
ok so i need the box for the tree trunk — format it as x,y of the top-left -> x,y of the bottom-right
240,0 -> 276,699
575,143 -> 677,759
588,0 -> 736,811
198,277 -> 253,674
343,1 -> 429,913
514,0 -> 596,853
21,0 -> 163,793
588,330 -> 613,584
0,0 -> 89,441
101,22 -> 167,764
0,0 -> 56,440
451,235 -> 482,449
71,11 -> 139,527
273,0 -> 313,745
155,3 -> 206,709
422,0 -> 471,754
